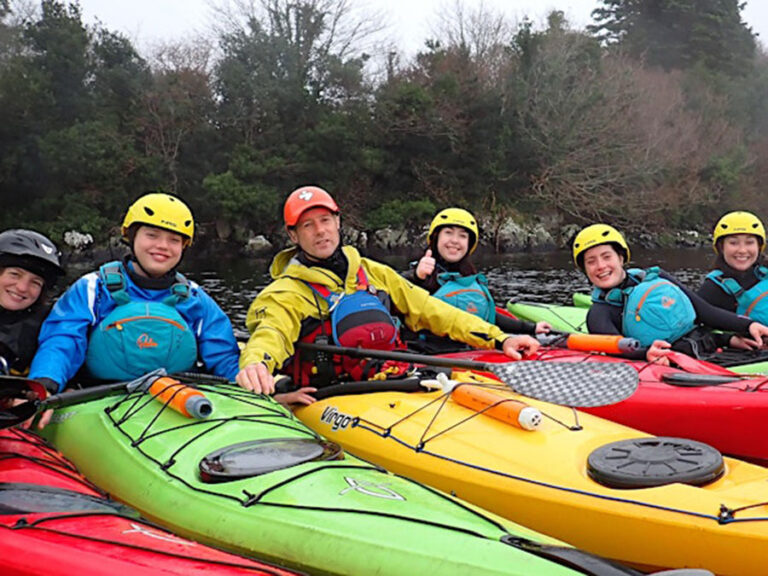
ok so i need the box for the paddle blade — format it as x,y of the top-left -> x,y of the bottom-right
0,377 -> 47,403
490,361 -> 638,407
0,377 -> 46,428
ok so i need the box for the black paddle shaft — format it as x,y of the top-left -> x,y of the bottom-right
0,370 -> 168,429
43,381 -> 138,409
296,342 -> 639,407
298,341 -> 500,372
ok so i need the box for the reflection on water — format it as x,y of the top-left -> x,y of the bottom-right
182,248 -> 719,329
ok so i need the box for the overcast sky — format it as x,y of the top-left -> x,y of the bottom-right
74,0 -> 768,55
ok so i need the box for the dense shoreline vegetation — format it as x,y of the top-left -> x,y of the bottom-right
1,0 -> 766,253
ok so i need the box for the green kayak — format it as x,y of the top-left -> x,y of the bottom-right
40,376 -> 635,576
507,299 -> 590,334
573,293 -> 592,308
507,298 -> 768,374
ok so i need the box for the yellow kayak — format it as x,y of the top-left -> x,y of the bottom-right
295,371 -> 768,575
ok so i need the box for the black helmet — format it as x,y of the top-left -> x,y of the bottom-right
0,229 -> 64,285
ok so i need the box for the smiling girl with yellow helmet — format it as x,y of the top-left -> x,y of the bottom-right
403,208 -> 550,352
29,193 -> 240,407
572,222 -> 768,364
698,211 -> 768,323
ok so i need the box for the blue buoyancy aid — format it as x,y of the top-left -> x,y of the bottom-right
84,262 -> 198,380
306,267 -> 400,350
592,267 -> 696,347
433,272 -> 496,323
706,266 -> 768,323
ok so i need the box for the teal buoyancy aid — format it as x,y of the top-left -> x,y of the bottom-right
84,262 -> 198,380
706,266 -> 768,323
592,267 -> 696,347
433,272 -> 496,323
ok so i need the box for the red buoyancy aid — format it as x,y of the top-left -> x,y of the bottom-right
287,267 -> 410,386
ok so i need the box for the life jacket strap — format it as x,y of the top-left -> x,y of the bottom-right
98,261 -> 190,307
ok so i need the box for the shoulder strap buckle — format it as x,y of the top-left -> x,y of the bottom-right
163,273 -> 191,306
98,262 -> 131,305
707,269 -> 744,298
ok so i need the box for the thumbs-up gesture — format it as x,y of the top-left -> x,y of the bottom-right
416,249 -> 436,280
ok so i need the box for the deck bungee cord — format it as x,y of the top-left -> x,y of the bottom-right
31,374 -> 647,576
295,352 -> 768,575
102,377 -> 526,536
0,427 -> 302,575
340,377 -> 765,525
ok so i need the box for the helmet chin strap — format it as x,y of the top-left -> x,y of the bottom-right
130,249 -> 153,278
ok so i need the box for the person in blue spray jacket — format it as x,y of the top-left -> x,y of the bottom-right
698,211 -> 768,324
29,193 -> 240,400
403,208 -> 550,352
572,223 -> 768,364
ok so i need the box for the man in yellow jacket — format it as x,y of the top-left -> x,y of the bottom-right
237,186 -> 539,404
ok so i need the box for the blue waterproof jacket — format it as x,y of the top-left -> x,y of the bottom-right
30,261 -> 240,390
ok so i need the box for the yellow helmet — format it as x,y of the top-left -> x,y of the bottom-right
428,208 -> 479,254
122,193 -> 195,246
572,224 -> 630,270
712,211 -> 765,253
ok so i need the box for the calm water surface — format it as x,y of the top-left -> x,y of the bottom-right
176,248 -> 718,329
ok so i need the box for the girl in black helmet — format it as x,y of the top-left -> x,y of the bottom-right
0,229 -> 63,375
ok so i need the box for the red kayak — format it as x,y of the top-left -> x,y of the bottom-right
441,347 -> 768,466
0,427 -> 299,576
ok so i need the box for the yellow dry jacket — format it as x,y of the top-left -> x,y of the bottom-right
239,246 -> 509,374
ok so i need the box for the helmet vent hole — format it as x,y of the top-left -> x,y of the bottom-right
184,220 -> 191,227
143,207 -> 155,217
601,230 -> 609,237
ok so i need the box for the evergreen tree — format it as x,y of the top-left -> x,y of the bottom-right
590,0 -> 756,76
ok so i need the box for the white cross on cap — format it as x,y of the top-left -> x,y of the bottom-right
299,190 -> 313,201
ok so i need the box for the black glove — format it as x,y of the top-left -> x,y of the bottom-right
36,377 -> 60,395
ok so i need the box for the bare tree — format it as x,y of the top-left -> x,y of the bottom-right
137,40 -> 215,192
429,0 -> 513,85
517,26 -> 745,231
210,0 -> 385,59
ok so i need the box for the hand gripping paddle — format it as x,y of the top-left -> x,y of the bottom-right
297,342 -> 638,408
0,369 -> 214,429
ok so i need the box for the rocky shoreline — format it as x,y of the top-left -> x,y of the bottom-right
59,216 -> 712,264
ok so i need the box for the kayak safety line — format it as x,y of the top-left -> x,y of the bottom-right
359,382 -> 581,449
1,430 -> 97,490
8,511 -> 142,531
239,463 -> 389,505
354,418 -> 767,525
719,500 -> 768,521
525,303 -> 587,333
0,451 -> 91,490
1,520 -> 291,573
413,386 -> 570,447
376,385 -> 506,448
242,500 -> 511,540
98,382 -> 524,536
239,468 -> 513,539
539,407 -> 583,432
